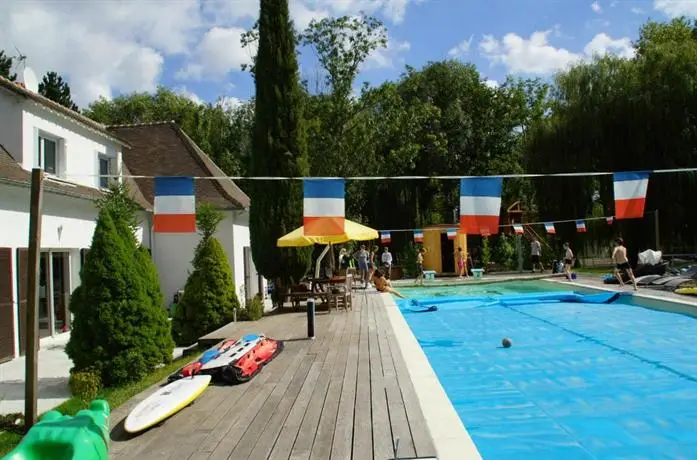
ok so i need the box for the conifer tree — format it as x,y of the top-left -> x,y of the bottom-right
248,0 -> 312,284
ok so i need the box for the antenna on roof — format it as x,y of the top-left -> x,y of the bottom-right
14,46 -> 27,66
12,46 -> 39,93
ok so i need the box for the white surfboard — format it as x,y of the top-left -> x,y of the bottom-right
200,334 -> 264,371
124,374 -> 211,433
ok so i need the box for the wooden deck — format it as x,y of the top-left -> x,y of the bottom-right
109,292 -> 437,460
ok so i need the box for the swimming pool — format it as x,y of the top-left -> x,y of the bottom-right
397,281 -> 697,459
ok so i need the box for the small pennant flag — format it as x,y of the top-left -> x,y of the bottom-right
513,224 -> 524,235
459,178 -> 503,235
613,171 -> 650,219
606,216 -> 614,225
303,179 -> 345,236
544,222 -> 556,234
413,230 -> 424,243
380,231 -> 391,243
576,220 -> 587,233
154,177 -> 196,233
447,228 -> 457,240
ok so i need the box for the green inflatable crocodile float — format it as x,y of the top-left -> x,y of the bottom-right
2,400 -> 110,460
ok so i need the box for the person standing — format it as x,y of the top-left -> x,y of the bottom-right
416,248 -> 426,286
381,247 -> 393,279
612,238 -> 638,291
531,239 -> 544,273
355,245 -> 369,287
456,247 -> 468,279
562,243 -> 574,280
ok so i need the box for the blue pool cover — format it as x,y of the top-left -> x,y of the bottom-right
399,292 -> 697,459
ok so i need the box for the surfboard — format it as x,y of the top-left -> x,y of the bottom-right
200,334 -> 262,371
124,374 -> 211,433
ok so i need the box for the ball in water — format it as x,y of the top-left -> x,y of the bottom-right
501,337 -> 512,348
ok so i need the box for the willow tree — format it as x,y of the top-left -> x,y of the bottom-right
249,0 -> 311,284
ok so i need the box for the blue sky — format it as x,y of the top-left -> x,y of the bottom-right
0,0 -> 688,107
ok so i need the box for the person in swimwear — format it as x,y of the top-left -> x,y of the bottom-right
612,237 -> 638,291
415,248 -> 426,286
372,269 -> 406,298
563,242 -> 574,280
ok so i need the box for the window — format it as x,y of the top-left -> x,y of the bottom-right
98,155 -> 113,189
38,136 -> 57,175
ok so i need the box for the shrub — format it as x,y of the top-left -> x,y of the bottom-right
172,204 -> 240,345
493,234 -> 516,269
481,236 -> 491,268
397,242 -> 420,278
68,368 -> 101,401
241,295 -> 265,321
66,185 -> 173,387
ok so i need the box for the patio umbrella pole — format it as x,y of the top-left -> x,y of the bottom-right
308,244 -> 331,340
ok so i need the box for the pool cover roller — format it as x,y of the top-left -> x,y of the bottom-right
408,291 -> 625,309
2,400 -> 110,460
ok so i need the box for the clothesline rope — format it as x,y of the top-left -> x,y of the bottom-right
377,213 -> 635,233
82,167 -> 697,180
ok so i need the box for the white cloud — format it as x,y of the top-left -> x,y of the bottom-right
313,0 -> 418,24
216,95 -> 244,111
484,79 -> 499,88
0,0 -> 421,107
175,27 -> 253,81
448,35 -> 474,58
591,1 -> 602,13
654,0 -> 697,17
173,86 -> 203,105
631,7 -> 645,14
479,29 -> 635,75
366,38 -> 411,69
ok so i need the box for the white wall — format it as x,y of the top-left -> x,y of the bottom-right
232,216 -> 251,304
151,210 -> 251,309
0,89 -> 24,163
0,183 -> 99,249
21,102 -> 122,189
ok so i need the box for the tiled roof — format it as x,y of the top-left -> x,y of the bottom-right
0,76 -> 130,148
0,148 -> 150,209
108,122 -> 250,210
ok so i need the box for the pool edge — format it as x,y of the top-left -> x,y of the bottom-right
380,293 -> 482,460
546,278 -> 697,308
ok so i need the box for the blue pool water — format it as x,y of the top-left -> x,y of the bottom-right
398,281 -> 697,459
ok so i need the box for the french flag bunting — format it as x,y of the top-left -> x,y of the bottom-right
380,231 -> 391,243
154,177 -> 196,233
607,216 -> 614,225
447,228 -> 457,240
576,220 -> 587,233
413,230 -> 424,243
544,222 -> 556,234
613,171 -> 650,220
459,178 -> 503,235
513,224 -> 524,235
303,179 -> 345,236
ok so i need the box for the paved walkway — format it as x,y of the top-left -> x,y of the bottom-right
0,332 -> 188,416
0,333 -> 73,415
109,293 -> 437,460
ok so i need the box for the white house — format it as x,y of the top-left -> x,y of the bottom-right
0,76 -> 257,364
108,122 -> 261,310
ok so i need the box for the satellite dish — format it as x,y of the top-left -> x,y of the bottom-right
18,67 -> 39,93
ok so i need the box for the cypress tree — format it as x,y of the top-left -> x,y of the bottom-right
249,0 -> 312,284
172,203 -> 239,345
66,185 -> 173,386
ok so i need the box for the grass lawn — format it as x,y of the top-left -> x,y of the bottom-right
0,352 -> 199,456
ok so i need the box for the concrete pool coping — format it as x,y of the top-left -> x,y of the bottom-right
380,293 -> 482,460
